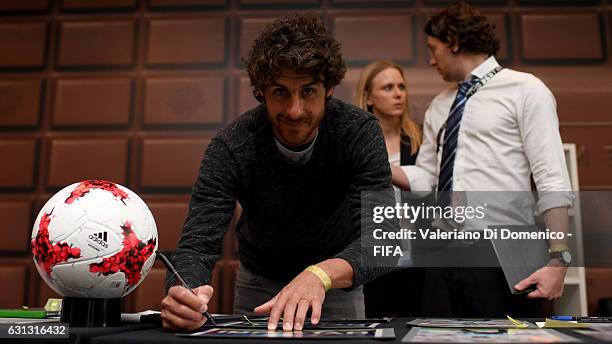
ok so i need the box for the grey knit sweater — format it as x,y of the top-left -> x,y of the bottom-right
166,97 -> 395,291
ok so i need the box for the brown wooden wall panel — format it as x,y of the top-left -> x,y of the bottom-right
555,88 -> 612,124
333,14 -> 415,64
222,227 -> 239,260
0,139 -> 38,188
560,126 -> 612,189
149,0 -> 227,8
400,68 -> 447,123
221,260 -> 239,313
425,0 -> 507,4
333,67 -> 361,106
35,281 -> 61,306
0,200 -> 32,252
586,268 -> 612,315
222,205 -> 241,260
142,200 -> 239,257
487,14 -> 509,62
520,13 -> 604,62
140,137 -> 210,188
0,0 -> 49,12
580,192 -> 612,275
130,267 -> 166,312
0,22 -> 47,68
238,75 -> 260,115
240,0 -> 319,6
144,76 -> 225,126
409,89 -> 443,124
53,78 -> 133,126
130,266 -> 161,311
62,0 -> 137,10
57,20 -> 135,67
333,0 -> 413,4
0,263 -> 28,308
0,79 -> 43,127
130,264 -> 221,312
146,199 -> 189,252
522,66 -> 612,124
47,138 -> 129,188
146,18 -> 226,66
210,265 -> 221,313
517,0 -> 600,4
239,17 -> 276,63
609,11 -> 612,60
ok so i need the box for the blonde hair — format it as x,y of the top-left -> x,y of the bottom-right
354,60 -> 421,155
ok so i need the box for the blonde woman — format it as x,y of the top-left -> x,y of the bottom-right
355,60 -> 424,317
355,60 -> 421,190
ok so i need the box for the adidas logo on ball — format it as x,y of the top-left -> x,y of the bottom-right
89,232 -> 109,249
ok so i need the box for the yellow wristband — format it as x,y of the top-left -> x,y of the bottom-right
306,265 -> 332,291
549,244 -> 570,253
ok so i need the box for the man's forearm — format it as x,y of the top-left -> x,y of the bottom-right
314,258 -> 354,289
543,206 -> 570,248
391,165 -> 410,190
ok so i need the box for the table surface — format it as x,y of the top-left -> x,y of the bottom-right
82,318 -> 609,344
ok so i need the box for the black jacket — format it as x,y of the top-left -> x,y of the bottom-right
167,97 -> 396,290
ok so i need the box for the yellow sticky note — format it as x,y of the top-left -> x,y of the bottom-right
507,315 -> 529,328
544,318 -> 590,328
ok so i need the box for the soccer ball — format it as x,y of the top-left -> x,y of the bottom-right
31,180 -> 158,299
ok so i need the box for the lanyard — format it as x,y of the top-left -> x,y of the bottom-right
435,66 -> 504,154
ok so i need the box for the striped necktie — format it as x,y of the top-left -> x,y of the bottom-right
437,75 -> 479,194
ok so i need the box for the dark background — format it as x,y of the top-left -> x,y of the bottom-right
0,0 -> 610,315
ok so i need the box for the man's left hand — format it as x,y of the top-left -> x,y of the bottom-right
254,269 -> 326,331
514,259 -> 568,300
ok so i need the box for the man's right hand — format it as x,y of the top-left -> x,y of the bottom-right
161,285 -> 214,332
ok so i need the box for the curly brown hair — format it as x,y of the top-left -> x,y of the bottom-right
245,13 -> 346,99
425,2 -> 500,56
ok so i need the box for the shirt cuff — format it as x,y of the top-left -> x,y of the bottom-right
537,191 -> 575,214
402,165 -> 435,194
333,250 -> 361,290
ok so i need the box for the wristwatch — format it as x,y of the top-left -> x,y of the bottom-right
549,250 -> 572,267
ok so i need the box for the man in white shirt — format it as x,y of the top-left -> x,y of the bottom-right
399,2 -> 574,316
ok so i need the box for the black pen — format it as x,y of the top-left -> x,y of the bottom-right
551,316 -> 612,323
157,251 -> 217,326
577,316 -> 612,323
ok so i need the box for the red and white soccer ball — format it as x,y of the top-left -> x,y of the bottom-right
31,180 -> 158,299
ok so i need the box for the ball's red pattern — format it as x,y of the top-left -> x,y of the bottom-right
89,222 -> 157,286
31,211 -> 82,275
65,180 -> 129,205
32,180 -> 157,298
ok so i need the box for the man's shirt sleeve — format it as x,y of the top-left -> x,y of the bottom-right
403,104 -> 438,192
334,118 -> 398,288
518,77 -> 574,213
165,138 -> 238,292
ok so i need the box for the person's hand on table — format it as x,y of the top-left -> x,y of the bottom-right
514,259 -> 567,300
254,269 -> 326,331
161,285 -> 214,332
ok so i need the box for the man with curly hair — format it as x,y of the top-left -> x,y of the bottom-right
161,13 -> 395,332
401,2 -> 573,316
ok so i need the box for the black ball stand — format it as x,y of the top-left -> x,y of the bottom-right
61,297 -> 122,327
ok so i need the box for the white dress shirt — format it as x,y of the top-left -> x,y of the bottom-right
403,56 -> 573,217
